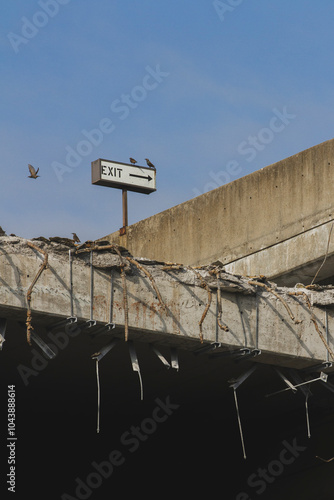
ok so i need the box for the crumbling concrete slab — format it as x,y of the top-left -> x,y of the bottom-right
0,236 -> 334,368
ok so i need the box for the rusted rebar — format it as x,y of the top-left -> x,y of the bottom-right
191,268 -> 212,343
125,256 -> 167,311
26,241 -> 48,345
289,290 -> 334,361
217,280 -> 229,332
249,280 -> 301,325
110,245 -> 129,342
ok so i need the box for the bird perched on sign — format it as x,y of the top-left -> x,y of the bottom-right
71,233 -> 80,243
129,157 -> 137,165
145,158 -> 155,169
28,164 -> 40,179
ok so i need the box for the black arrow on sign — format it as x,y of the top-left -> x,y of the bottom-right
129,173 -> 152,181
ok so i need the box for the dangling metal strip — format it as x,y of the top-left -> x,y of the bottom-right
170,347 -> 179,371
91,339 -> 118,433
0,318 -> 7,351
91,339 -> 118,362
305,394 -> 311,438
274,368 -> 298,393
31,331 -> 56,359
233,388 -> 246,460
150,344 -> 171,369
229,365 -> 257,459
95,359 -> 101,434
266,371 -> 328,397
128,341 -> 143,400
289,369 -> 313,439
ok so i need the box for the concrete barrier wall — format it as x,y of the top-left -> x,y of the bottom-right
105,138 -> 334,269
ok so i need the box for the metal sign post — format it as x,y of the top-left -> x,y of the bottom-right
92,158 -> 156,234
122,189 -> 128,235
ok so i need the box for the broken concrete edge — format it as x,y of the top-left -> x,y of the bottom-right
2,234 -> 334,302
2,235 -> 334,369
0,234 -> 254,291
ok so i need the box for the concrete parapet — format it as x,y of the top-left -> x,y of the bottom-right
104,138 -> 334,284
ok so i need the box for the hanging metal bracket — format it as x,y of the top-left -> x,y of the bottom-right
150,344 -> 171,369
170,347 -> 179,371
234,348 -> 261,363
302,361 -> 332,373
0,318 -> 7,351
91,339 -> 119,434
128,341 -> 144,400
265,368 -> 327,439
31,331 -> 56,359
209,347 -> 250,359
194,341 -> 221,356
265,371 -> 328,398
91,339 -> 119,362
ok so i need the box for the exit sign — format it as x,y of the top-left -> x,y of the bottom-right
91,158 -> 156,194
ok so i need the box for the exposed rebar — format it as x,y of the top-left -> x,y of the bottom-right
289,290 -> 334,361
125,256 -> 167,311
26,242 -> 48,345
249,280 -> 301,325
191,268 -> 212,343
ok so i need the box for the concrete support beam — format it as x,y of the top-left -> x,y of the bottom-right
225,220 -> 334,286
1,237 -> 334,368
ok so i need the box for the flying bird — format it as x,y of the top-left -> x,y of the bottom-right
71,233 -> 80,243
129,157 -> 137,165
145,158 -> 156,169
28,164 -> 40,179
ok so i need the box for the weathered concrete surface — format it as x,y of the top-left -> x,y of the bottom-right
225,220 -> 334,286
1,236 -> 334,368
105,138 -> 334,284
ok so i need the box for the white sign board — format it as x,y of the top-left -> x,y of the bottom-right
91,158 -> 156,194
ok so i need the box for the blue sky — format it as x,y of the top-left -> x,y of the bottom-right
1,0 -> 334,242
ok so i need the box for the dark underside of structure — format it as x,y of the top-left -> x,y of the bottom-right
1,319 -> 334,499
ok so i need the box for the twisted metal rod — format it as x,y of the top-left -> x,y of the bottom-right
26,242 -> 48,345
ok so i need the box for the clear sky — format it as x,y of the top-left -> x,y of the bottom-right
1,0 -> 334,242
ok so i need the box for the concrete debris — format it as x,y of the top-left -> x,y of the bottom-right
32,236 -> 50,243
49,236 -> 77,247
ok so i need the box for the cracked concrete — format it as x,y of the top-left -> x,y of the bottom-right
0,236 -> 334,368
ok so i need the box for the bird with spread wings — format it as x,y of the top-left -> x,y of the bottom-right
28,164 -> 40,179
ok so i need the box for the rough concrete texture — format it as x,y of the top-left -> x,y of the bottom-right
225,219 -> 334,286
105,138 -> 334,283
1,236 -> 334,368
